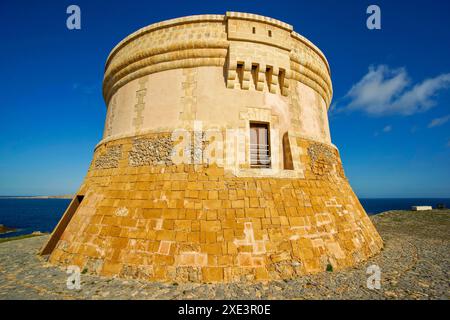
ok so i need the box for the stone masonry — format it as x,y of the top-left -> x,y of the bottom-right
42,12 -> 383,283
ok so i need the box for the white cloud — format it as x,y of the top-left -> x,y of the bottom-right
374,125 -> 392,136
72,82 -> 96,95
428,114 -> 450,128
336,65 -> 450,116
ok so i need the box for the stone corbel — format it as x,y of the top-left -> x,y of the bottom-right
226,58 -> 237,89
269,66 -> 279,94
256,63 -> 265,91
241,61 -> 252,90
280,69 -> 290,96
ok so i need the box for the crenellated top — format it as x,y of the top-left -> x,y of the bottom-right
103,12 -> 333,107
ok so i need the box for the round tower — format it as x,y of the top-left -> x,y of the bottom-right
42,12 -> 383,283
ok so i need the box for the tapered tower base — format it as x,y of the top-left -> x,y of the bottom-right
43,133 -> 382,283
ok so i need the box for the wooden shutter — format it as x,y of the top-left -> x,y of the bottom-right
250,123 -> 271,168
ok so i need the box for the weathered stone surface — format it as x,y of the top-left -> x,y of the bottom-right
129,135 -> 173,166
307,142 -> 343,177
45,133 -> 383,283
1,211 -> 448,299
94,145 -> 121,169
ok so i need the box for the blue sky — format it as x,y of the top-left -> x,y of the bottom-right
0,0 -> 449,197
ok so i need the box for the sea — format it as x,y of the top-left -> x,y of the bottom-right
0,197 -> 449,238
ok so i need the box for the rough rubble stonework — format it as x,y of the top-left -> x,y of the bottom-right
307,142 -> 343,177
129,135 -> 173,167
94,145 -> 122,169
43,12 -> 383,283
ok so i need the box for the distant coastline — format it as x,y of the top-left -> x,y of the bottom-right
0,224 -> 16,234
0,195 -> 74,199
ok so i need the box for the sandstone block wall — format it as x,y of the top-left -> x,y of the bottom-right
48,133 -> 383,283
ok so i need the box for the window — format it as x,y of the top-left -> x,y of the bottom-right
252,27 -> 256,34
268,30 -> 272,37
250,123 -> 271,168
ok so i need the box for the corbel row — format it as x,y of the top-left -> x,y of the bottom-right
226,61 -> 289,96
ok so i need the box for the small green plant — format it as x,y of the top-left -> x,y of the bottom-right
81,268 -> 88,274
326,263 -> 333,272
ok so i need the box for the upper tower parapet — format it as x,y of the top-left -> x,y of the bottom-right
103,12 -> 332,107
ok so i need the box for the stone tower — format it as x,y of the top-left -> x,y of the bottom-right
42,12 -> 383,283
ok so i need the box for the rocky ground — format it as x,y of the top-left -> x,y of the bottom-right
0,210 -> 448,300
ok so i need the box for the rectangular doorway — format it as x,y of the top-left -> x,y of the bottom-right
40,194 -> 84,255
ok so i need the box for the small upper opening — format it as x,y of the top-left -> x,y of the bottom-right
252,27 -> 256,34
268,30 -> 272,37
